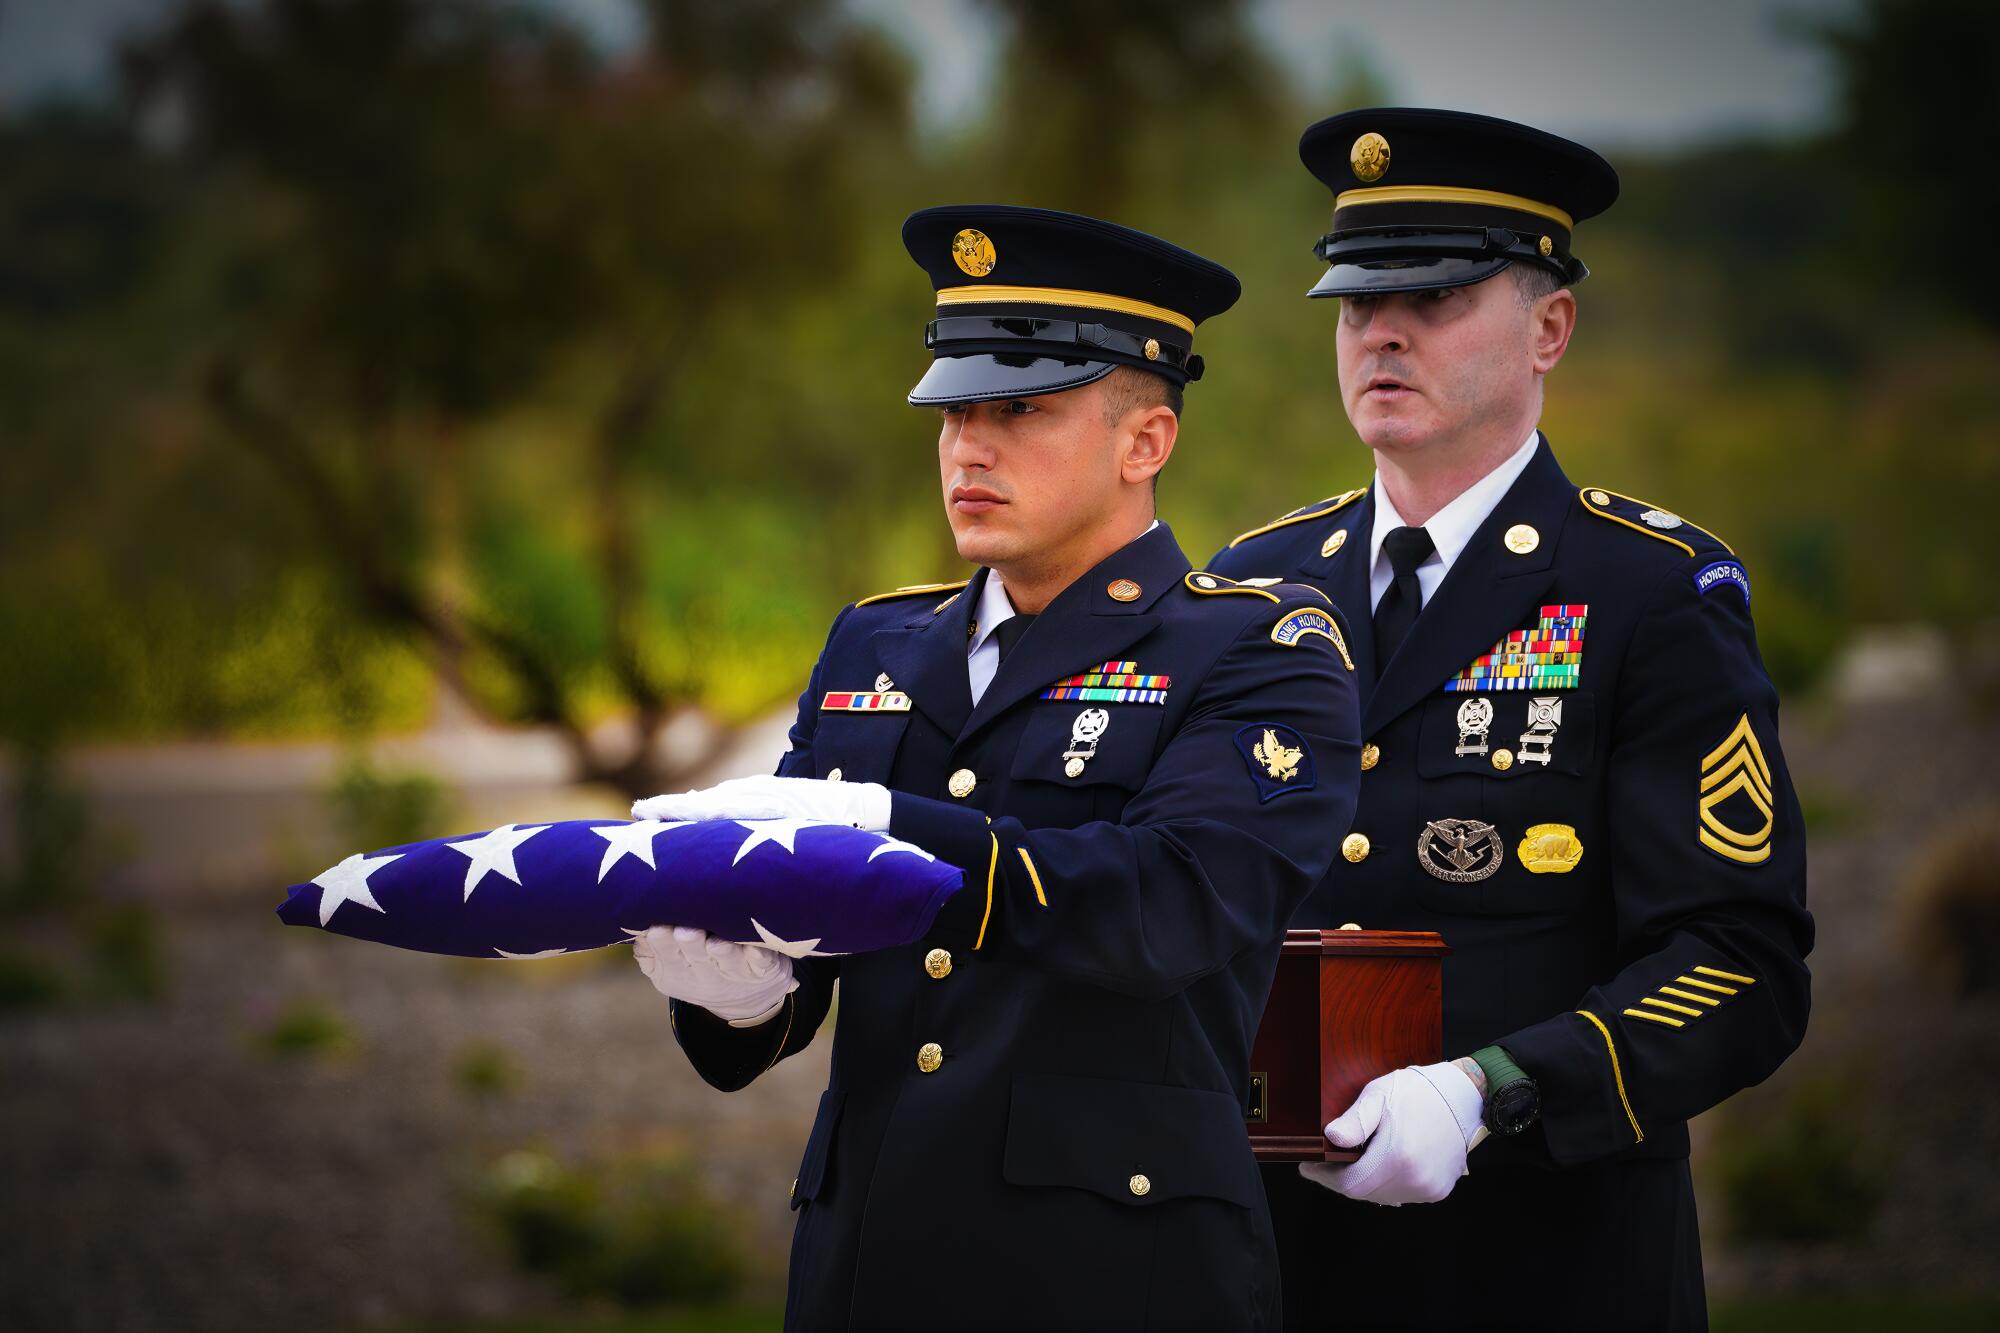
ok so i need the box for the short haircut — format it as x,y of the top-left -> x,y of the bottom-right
1100,364 -> 1183,426
1512,263 -> 1566,307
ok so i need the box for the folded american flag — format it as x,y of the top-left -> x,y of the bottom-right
276,818 -> 964,959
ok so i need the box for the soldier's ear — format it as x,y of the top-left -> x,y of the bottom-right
1120,404 -> 1177,487
1531,287 -> 1576,375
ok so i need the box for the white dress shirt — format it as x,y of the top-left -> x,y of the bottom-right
1368,431 -> 1541,612
966,520 -> 1159,706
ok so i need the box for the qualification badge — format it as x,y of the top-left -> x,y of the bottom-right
1062,708 -> 1110,778
1518,695 -> 1562,766
1455,697 -> 1494,757
1418,819 -> 1505,882
1517,823 -> 1584,874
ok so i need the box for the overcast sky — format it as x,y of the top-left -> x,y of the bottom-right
1,0 -> 1857,149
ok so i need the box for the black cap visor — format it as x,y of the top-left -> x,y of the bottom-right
907,354 -> 1117,407
1308,254 -> 1515,298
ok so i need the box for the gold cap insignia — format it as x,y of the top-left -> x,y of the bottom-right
1321,528 -> 1348,558
1107,578 -> 1142,602
951,228 -> 997,277
1143,337 -> 1161,361
1539,235 -> 1554,258
1350,132 -> 1391,183
1504,523 -> 1540,555
1518,823 -> 1584,874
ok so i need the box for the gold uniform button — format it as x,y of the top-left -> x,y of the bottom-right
826,767 -> 843,782
1359,742 -> 1380,771
924,948 -> 953,980
789,1177 -> 798,1201
1341,832 -> 1371,863
1492,749 -> 1515,771
916,1042 -> 944,1074
1588,489 -> 1611,506
1128,1173 -> 1152,1197
948,768 -> 977,798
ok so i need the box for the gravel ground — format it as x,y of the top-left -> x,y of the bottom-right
2,692 -> 1996,1330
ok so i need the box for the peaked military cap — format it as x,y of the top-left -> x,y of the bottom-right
902,204 -> 1241,406
1298,108 -> 1619,297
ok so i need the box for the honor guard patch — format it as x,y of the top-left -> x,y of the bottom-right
1234,724 -> 1316,803
1445,604 -> 1586,693
821,691 -> 912,713
1698,714 -> 1774,865
1039,661 -> 1171,705
1270,608 -> 1355,670
1694,560 -> 1751,603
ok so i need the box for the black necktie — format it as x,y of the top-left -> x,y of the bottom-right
993,614 -> 1037,662
1372,526 -> 1435,667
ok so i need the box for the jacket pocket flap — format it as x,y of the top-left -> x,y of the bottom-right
1003,1073 -> 1256,1209
791,1088 -> 845,1210
1008,705 -> 1164,789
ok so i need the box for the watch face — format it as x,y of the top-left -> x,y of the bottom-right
1488,1079 -> 1541,1135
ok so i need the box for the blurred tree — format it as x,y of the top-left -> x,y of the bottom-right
971,0 -> 1284,215
1814,0 -> 2000,328
115,0 -> 916,795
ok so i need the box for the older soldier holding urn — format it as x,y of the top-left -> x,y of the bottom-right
1211,110 -> 1813,1331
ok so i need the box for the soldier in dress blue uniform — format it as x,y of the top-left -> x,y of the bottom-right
627,205 -> 1363,1331
1207,110 -> 1814,1331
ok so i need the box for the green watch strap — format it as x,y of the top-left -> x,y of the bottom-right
1470,1044 -> 1529,1092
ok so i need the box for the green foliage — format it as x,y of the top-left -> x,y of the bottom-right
256,997 -> 360,1060
476,1147 -> 749,1309
2,0 -> 1995,760
329,756 -> 454,851
82,902 -> 166,1002
1712,1296 -> 2000,1333
1714,1077 -> 1885,1244
0,948 -> 65,1011
453,1040 -> 523,1098
0,747 -> 93,916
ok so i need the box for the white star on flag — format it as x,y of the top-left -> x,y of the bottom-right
446,823 -> 550,900
310,851 -> 403,926
750,916 -> 826,958
731,817 -> 815,866
590,820 -> 687,883
867,836 -> 935,863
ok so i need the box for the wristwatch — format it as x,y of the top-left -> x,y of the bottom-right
1469,1045 -> 1541,1136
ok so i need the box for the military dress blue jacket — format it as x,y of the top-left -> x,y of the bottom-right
670,522 -> 1361,1331
1210,436 -> 1813,1171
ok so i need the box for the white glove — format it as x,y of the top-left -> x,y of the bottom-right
631,925 -> 799,1025
631,775 -> 892,831
1298,1060 -> 1485,1205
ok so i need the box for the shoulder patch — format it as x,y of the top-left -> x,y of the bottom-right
1692,560 -> 1750,603
1578,488 -> 1733,559
1227,487 -> 1367,549
1270,607 -> 1354,670
853,579 -> 970,608
1185,571 -> 1280,602
1235,723 -> 1318,803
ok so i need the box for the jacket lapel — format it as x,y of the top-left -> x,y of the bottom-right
959,523 -> 1187,742
1361,441 -> 1572,737
871,574 -> 979,739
